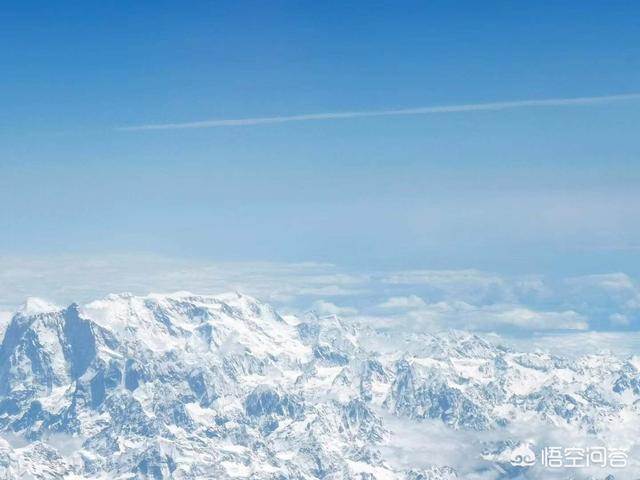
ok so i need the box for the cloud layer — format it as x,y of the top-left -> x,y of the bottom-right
1,255 -> 638,340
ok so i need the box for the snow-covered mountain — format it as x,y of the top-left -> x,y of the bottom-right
0,292 -> 638,479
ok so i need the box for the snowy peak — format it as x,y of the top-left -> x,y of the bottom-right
17,297 -> 61,317
0,303 -> 96,398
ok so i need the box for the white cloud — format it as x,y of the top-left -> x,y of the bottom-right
119,93 -> 640,130
378,410 -> 640,479
566,272 -> 636,291
362,302 -> 588,332
0,255 -> 368,311
1,255 -> 636,334
490,307 -> 588,330
609,313 -> 630,326
378,413 -> 498,478
310,300 -> 357,316
382,269 -> 514,304
506,331 -> 640,357
627,296 -> 640,309
378,295 -> 427,309
563,273 -> 640,324
383,269 -> 503,287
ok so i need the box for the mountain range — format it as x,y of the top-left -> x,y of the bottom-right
0,292 -> 638,479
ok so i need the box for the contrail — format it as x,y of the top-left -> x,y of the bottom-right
118,93 -> 640,131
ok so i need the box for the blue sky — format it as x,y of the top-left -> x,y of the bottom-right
1,1 -> 640,279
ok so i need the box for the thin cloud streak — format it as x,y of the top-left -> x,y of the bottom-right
119,93 -> 640,131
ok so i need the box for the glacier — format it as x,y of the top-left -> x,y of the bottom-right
0,292 -> 638,479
